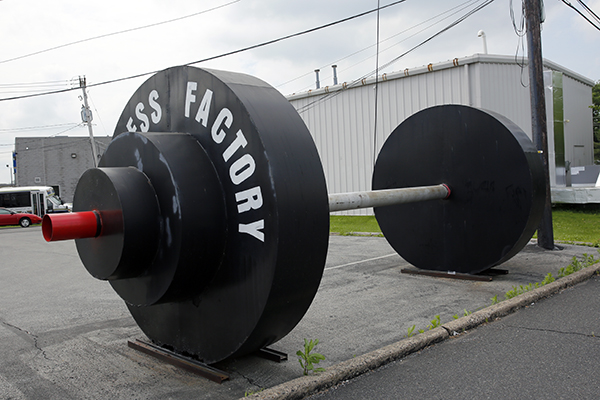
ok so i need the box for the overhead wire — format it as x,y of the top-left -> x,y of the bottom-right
510,0 -> 528,86
0,0 -> 242,65
577,0 -> 600,23
0,122 -> 80,133
373,0 -> 381,167
10,135 -> 109,154
283,0 -> 482,94
377,0 -> 496,72
560,0 -> 600,30
295,0 -> 497,115
0,80 -> 71,95
0,80 -> 70,87
48,124 -> 85,137
0,0 -> 409,103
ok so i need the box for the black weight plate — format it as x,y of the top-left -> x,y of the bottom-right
95,132 -> 227,306
373,105 -> 545,274
106,66 -> 329,363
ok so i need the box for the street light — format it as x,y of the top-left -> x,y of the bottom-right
5,164 -> 13,186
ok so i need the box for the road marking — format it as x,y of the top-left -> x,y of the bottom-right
324,253 -> 398,271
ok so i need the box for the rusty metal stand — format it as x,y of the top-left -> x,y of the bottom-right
401,267 -> 508,282
128,339 -> 229,383
256,347 -> 288,362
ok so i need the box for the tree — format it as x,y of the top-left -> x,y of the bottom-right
593,80 -> 599,164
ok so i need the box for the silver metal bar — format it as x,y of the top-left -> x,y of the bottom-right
328,184 -> 450,212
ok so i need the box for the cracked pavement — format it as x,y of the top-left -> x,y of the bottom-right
309,275 -> 600,399
1,226 -> 598,399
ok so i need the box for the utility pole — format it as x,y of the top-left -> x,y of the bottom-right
524,0 -> 555,250
79,76 -> 98,168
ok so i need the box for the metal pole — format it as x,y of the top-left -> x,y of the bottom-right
477,30 -> 488,54
332,65 -> 338,85
328,184 -> 450,212
524,0 -> 555,250
79,76 -> 99,168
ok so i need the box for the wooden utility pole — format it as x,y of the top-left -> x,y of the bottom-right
524,0 -> 555,250
79,76 -> 99,168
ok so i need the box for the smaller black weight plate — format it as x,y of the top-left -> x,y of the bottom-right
74,166 -> 161,281
373,105 -> 545,274
76,132 -> 227,306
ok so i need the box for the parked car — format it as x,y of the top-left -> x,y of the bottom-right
0,208 -> 43,227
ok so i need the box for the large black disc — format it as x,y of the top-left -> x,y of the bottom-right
373,105 -> 545,274
100,66 -> 329,363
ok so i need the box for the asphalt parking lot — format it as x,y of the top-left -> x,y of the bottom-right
0,226 -> 595,399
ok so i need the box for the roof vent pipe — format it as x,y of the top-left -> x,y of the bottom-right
332,65 -> 338,85
477,30 -> 488,54
314,69 -> 321,89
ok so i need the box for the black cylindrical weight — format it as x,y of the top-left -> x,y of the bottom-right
74,166 -> 161,281
75,132 -> 228,306
74,66 -> 329,363
373,105 -> 545,274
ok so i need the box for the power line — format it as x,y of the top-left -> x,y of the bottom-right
12,136 -> 111,154
0,80 -> 70,87
377,0 -> 496,71
295,0 -> 496,114
373,0 -> 381,167
0,0 -> 242,65
281,0 -> 481,93
49,124 -> 85,137
560,0 -> 600,30
181,1 -> 408,68
0,123 -> 80,133
0,0 -> 408,103
577,0 -> 600,23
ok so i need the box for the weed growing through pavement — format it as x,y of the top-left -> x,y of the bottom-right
427,315 -> 441,330
297,339 -> 325,376
402,251 -> 600,341
504,252 -> 598,300
558,253 -> 598,277
504,274 -> 555,300
244,388 -> 264,397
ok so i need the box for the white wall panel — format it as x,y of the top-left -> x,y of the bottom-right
287,54 -> 595,212
563,74 -> 594,166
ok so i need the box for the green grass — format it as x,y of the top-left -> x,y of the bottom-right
330,216 -> 382,235
331,205 -> 600,246
549,205 -> 600,246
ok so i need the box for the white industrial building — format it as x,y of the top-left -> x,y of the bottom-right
287,54 -> 598,212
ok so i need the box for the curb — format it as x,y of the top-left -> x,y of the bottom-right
246,262 -> 600,400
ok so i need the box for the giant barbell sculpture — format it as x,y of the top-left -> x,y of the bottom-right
43,66 -> 545,364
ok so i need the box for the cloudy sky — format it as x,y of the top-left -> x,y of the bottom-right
1,0 -> 598,183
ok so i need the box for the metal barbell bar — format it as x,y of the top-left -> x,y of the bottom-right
328,184 -> 450,212
44,184 -> 452,241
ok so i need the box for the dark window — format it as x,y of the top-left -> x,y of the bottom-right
0,192 -> 31,208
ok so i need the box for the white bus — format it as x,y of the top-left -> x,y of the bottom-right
0,186 -> 71,216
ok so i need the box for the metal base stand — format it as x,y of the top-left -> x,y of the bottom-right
128,340 -> 289,383
256,347 -> 288,362
128,339 -> 229,383
401,267 -> 508,282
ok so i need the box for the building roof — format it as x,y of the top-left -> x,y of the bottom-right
286,53 -> 595,101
